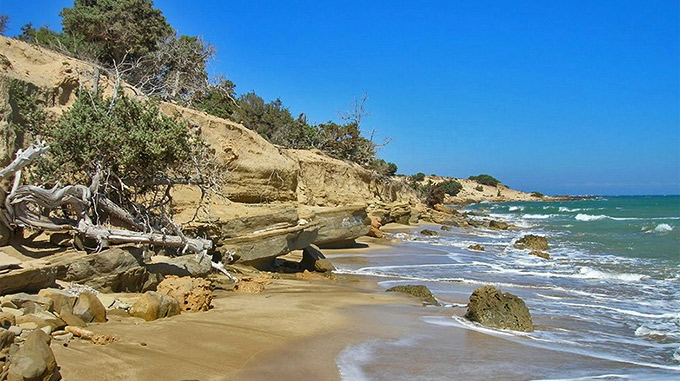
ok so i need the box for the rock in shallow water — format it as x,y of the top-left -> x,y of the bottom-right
464,285 -> 533,332
529,250 -> 550,260
513,234 -> 549,251
420,229 -> 439,237
386,285 -> 440,306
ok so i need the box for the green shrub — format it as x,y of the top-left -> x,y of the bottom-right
475,185 -> 484,192
469,174 -> 500,187
32,92 -> 212,194
530,191 -> 545,197
426,185 -> 445,207
439,180 -> 463,196
411,172 -> 426,182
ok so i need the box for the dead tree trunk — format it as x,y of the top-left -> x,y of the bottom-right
0,143 -> 235,280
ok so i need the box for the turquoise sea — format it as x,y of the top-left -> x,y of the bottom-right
332,196 -> 680,379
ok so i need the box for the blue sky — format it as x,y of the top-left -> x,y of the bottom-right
1,1 -> 678,195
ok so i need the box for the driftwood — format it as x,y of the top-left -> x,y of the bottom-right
0,143 -> 235,280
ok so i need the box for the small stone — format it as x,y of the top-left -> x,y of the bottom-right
441,225 -> 452,231
468,244 -> 485,251
17,322 -> 38,330
8,326 -> 22,336
0,311 -> 16,328
420,229 -> 439,236
40,326 -> 52,335
52,332 -> 73,342
1,307 -> 24,318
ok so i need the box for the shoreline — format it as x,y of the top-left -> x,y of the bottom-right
51,225 -> 672,380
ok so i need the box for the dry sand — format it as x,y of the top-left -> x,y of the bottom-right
50,274 -> 411,380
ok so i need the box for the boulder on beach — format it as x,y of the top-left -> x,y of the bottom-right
468,244 -> 485,251
529,250 -> 550,260
440,225 -> 452,231
420,229 -> 439,237
130,291 -> 180,321
386,285 -> 440,306
7,329 -> 59,381
464,285 -> 533,332
299,245 -> 335,273
72,292 -> 107,323
513,234 -> 549,251
367,215 -> 384,238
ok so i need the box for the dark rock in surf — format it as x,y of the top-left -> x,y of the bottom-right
513,235 -> 549,251
464,285 -> 533,332
420,229 -> 439,237
529,250 -> 550,260
386,285 -> 440,306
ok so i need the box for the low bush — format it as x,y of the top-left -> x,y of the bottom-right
469,174 -> 500,187
439,180 -> 463,196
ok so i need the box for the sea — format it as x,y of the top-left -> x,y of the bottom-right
331,196 -> 680,380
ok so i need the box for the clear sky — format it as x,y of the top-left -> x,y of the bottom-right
1,1 -> 678,195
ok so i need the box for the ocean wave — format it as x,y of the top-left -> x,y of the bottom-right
509,206 -> 525,211
523,214 -> 558,219
635,326 -> 680,341
577,267 -> 647,282
556,302 -> 679,319
558,207 -> 583,212
575,214 -> 607,221
652,223 -> 674,233
576,214 -> 680,222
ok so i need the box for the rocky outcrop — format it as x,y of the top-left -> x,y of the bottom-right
160,103 -> 299,203
156,276 -> 213,312
216,222 -> 320,269
464,285 -> 533,332
420,229 -> 439,237
130,291 -> 180,321
514,235 -> 549,251
301,205 -> 369,248
367,215 -> 384,238
386,285 -> 440,306
59,247 -> 160,293
286,149 -> 417,207
468,244 -> 485,251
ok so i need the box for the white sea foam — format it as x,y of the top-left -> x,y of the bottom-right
558,207 -> 583,212
575,213 -> 608,221
523,214 -> 558,219
577,267 -> 647,282
635,326 -> 680,340
509,206 -> 525,211
576,214 -> 680,222
336,336 -> 420,381
653,223 -> 674,233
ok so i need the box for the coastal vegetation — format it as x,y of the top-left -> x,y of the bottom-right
11,0 -> 398,176
469,174 -> 501,187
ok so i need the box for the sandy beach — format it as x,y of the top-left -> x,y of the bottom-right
45,229 -> 666,381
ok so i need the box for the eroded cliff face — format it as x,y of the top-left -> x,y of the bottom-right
0,36 -> 419,268
285,149 -> 417,207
